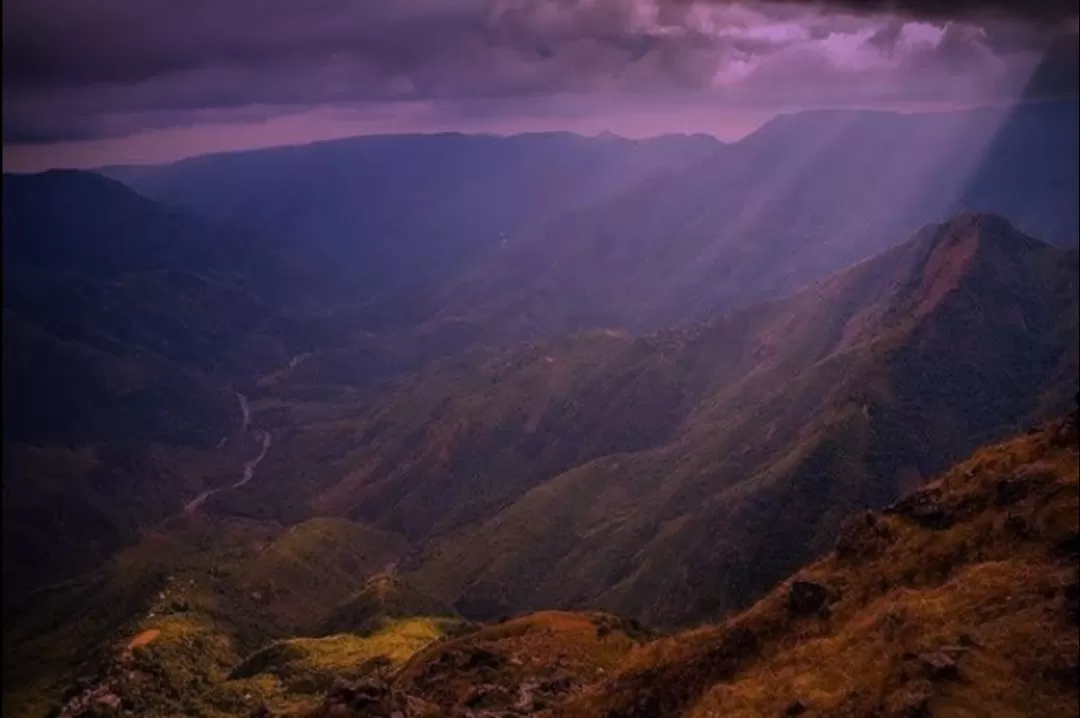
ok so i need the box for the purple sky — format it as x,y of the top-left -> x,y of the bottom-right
3,0 -> 1077,171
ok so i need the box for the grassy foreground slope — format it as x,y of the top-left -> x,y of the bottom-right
559,416 -> 1079,718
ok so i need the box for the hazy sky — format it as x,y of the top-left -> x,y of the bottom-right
3,0 -> 1077,171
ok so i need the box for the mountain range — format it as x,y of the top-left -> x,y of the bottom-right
2,100 -> 1077,717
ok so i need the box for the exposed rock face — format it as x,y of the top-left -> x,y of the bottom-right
835,511 -> 897,562
916,651 -> 961,682
886,488 -> 957,530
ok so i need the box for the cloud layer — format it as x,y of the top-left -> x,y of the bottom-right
3,0 -> 1076,150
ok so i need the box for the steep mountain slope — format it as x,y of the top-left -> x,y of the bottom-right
429,101 -> 1078,340
559,416 -> 1078,718
246,213 -> 1077,626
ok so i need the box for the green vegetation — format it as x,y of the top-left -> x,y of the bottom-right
117,612 -> 241,717
240,518 -> 410,634
203,618 -> 456,715
322,573 -> 459,636
234,618 -> 454,686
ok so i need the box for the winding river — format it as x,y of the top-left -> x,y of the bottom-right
184,392 -> 272,513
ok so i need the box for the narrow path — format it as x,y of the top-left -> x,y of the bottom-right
184,392 -> 271,513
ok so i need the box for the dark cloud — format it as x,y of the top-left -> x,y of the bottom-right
4,1 -> 742,93
2,0 -> 1075,146
746,0 -> 1078,23
930,23 -> 997,68
865,19 -> 906,53
0,0 -> 770,142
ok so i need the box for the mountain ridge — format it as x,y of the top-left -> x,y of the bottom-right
202,211 -> 1078,628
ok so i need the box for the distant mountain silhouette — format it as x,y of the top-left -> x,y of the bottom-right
106,132 -> 721,327
426,102 -> 1077,342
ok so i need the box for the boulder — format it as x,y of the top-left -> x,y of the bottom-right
788,580 -> 829,616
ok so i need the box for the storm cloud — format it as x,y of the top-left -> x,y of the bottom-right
2,0 -> 1076,155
